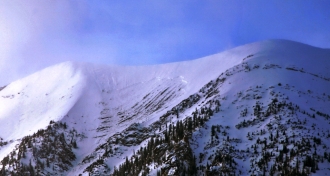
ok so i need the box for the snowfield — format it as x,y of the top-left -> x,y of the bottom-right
0,39 -> 330,175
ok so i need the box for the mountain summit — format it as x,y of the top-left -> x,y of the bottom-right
1,40 -> 330,175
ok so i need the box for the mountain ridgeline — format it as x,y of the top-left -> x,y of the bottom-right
0,40 -> 330,175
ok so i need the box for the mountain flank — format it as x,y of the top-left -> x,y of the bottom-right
1,40 -> 330,175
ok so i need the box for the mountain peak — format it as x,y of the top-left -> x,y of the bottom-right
1,40 -> 330,175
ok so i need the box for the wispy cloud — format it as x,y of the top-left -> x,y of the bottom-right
0,0 -> 329,85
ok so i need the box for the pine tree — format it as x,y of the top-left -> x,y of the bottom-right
46,158 -> 50,167
1,166 -> 5,176
29,160 -> 35,176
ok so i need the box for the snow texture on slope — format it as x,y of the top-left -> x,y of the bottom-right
0,39 -> 329,175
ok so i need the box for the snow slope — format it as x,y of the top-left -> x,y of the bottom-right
0,39 -> 260,153
0,39 -> 330,175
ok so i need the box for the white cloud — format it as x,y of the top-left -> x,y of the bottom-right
0,0 -> 90,84
0,0 -> 329,85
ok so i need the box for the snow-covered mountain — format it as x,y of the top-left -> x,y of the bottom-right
1,39 -> 330,175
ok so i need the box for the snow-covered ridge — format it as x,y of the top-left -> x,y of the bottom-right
0,39 -> 330,175
0,38 -> 259,140
0,62 -> 86,140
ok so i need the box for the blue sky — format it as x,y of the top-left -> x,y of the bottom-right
1,0 -> 330,84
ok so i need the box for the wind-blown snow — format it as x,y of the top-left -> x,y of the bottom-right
0,62 -> 86,140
